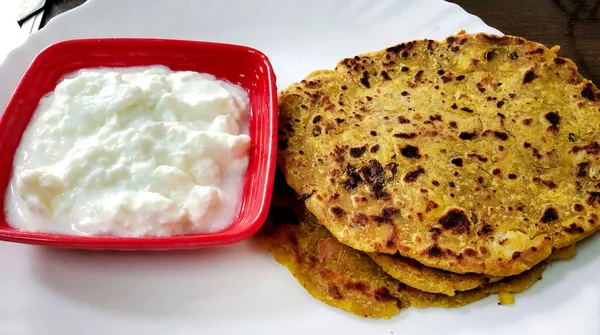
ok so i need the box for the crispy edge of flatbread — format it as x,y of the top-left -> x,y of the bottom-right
368,243 -> 575,296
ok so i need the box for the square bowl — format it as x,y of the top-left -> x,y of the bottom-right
0,38 -> 277,250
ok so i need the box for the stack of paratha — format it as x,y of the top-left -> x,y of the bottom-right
257,32 -> 600,318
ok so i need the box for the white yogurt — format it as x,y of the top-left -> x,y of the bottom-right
5,66 -> 251,237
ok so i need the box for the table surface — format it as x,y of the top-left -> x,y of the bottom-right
45,0 -> 600,84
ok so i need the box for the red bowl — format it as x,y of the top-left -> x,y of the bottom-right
0,38 -> 277,250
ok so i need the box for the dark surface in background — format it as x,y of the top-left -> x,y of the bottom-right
451,0 -> 600,86
46,0 -> 600,83
42,0 -> 86,26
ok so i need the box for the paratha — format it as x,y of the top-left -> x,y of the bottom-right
367,251 -> 502,296
277,32 -> 600,276
368,243 -> 575,296
267,176 -> 574,298
256,199 -> 547,319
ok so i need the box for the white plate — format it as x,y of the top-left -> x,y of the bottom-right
0,1 -> 27,63
1,1 -> 599,334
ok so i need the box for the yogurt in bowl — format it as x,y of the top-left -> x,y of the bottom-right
0,38 -> 277,249
8,66 -> 251,237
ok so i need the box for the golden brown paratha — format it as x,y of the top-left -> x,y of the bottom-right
277,32 -> 600,276
272,169 -> 575,296
368,243 -> 575,296
256,198 -> 547,318
367,251 -> 501,296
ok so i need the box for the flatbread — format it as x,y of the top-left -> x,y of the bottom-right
256,198 -> 546,318
277,32 -> 600,276
368,243 -> 575,296
367,252 -> 502,296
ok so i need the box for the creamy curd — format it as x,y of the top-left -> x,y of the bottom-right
5,66 -> 251,237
